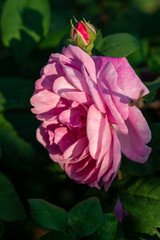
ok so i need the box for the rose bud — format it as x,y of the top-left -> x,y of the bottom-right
70,18 -> 96,55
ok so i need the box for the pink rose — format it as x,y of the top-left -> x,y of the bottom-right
30,45 -> 151,191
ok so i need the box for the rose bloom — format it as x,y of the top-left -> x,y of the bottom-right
30,45 -> 151,191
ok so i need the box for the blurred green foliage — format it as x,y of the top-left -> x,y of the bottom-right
0,0 -> 160,239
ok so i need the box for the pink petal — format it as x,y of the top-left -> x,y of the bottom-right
40,63 -> 63,90
35,76 -> 44,90
127,106 -> 151,143
103,126 -> 121,191
50,52 -> 82,72
54,127 -> 76,152
36,97 -> 70,122
62,45 -> 97,81
30,90 -> 60,114
36,124 -> 64,163
93,56 -> 149,99
49,53 -> 72,65
62,64 -> 90,95
53,76 -> 92,105
59,104 -> 86,128
97,115 -> 113,179
98,80 -> 128,134
43,62 -> 59,76
87,104 -> 105,159
98,61 -> 130,120
63,137 -> 88,159
63,157 -> 96,184
115,106 -> 151,163
82,65 -> 106,113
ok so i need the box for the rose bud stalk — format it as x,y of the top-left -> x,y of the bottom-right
70,18 -> 96,55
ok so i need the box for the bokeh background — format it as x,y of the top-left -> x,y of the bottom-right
0,0 -> 160,239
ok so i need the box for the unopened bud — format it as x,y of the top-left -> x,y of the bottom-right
70,18 -> 96,55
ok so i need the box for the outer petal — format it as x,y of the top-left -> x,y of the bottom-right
96,115 -> 112,180
59,104 -> 86,128
98,80 -> 128,134
62,64 -> 90,95
63,137 -> 88,159
36,124 -> 64,163
93,56 -> 149,99
63,157 -> 97,185
43,62 -> 60,76
54,127 -> 76,152
35,75 -> 44,90
49,53 -> 74,66
127,106 -> 151,144
82,65 -> 106,113
98,114 -> 112,161
103,126 -> 121,191
87,124 -> 121,189
98,61 -> 130,120
115,106 -> 151,163
87,104 -> 105,159
40,63 -> 63,90
36,98 -> 70,122
30,90 -> 60,114
62,45 -> 97,81
53,76 -> 92,105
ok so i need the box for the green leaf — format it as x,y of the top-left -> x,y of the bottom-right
137,233 -> 160,240
39,27 -> 70,49
120,177 -> 160,227
88,214 -> 118,240
40,231 -> 72,240
94,31 -> 103,50
127,38 -> 149,67
29,199 -> 67,232
0,77 -> 46,171
145,77 -> 160,102
116,223 -> 125,240
1,0 -> 51,57
0,172 -> 26,221
0,77 -> 34,112
0,114 -> 41,172
121,122 -> 160,176
147,53 -> 160,73
95,33 -> 140,58
67,197 -> 103,239
123,215 -> 160,238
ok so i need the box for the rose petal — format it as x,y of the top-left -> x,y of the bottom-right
54,127 -> 76,152
53,76 -> 92,105
98,80 -> 128,134
82,65 -> 106,113
103,126 -> 121,191
63,137 -> 88,159
62,64 -> 90,95
37,124 -> 64,163
87,104 -> 105,159
30,90 -> 60,114
115,106 -> 151,163
63,45 -> 97,81
98,61 -> 130,120
93,56 -> 149,99
59,104 -> 86,128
